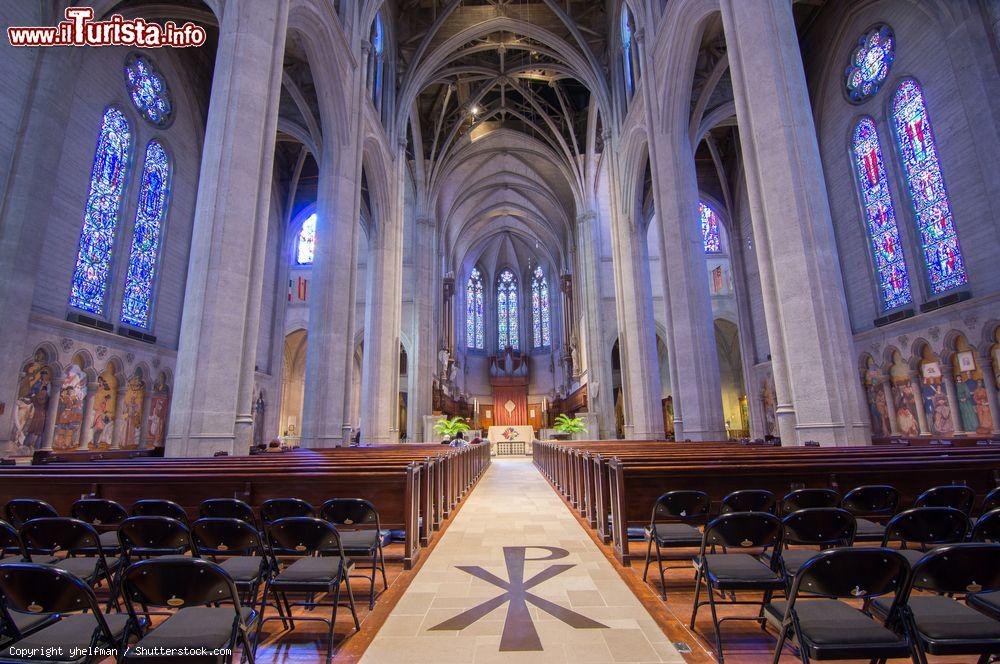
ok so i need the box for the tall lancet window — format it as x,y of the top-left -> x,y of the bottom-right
296,213 -> 316,265
531,266 -> 551,349
621,4 -> 636,99
70,107 -> 132,316
466,268 -> 484,350
120,140 -> 171,329
851,117 -> 911,310
370,12 -> 385,108
891,79 -> 967,294
699,202 -> 722,253
497,269 -> 519,351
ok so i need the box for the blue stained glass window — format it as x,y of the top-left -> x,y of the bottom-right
700,202 -> 721,253
845,24 -> 894,104
891,79 -> 967,295
851,117 -> 912,310
466,268 -> 484,350
531,266 -> 551,348
621,5 -> 635,98
296,214 -> 316,265
70,107 -> 132,316
120,140 -> 170,329
497,269 -> 519,351
125,53 -> 172,127
371,13 -> 385,106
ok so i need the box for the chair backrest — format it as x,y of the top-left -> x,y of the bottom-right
191,518 -> 265,558
701,512 -> 783,554
981,487 -> 1000,516
841,485 -> 900,518
971,509 -> 1000,543
131,499 -> 189,523
0,520 -> 24,559
320,499 -> 380,529
71,498 -> 128,527
883,507 -> 968,547
19,518 -> 107,559
4,499 -> 57,527
721,489 -> 776,514
118,516 -> 193,560
781,507 -> 856,547
199,498 -> 257,525
914,485 -> 976,515
122,557 -> 243,615
0,563 -> 112,630
780,488 -> 840,516
265,517 -> 345,558
260,498 -> 314,524
649,490 -> 711,524
908,543 -> 1000,596
788,548 -> 910,621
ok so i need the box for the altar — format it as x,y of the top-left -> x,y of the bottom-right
487,425 -> 535,456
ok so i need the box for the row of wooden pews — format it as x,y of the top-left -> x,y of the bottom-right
0,443 -> 490,568
533,439 -> 1000,564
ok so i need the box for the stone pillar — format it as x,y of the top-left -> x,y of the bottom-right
719,0 -> 868,445
442,274 -> 455,356
911,372 -> 930,436
167,0 -> 289,457
560,274 -> 574,377
882,381 -> 900,436
41,375 -> 61,452
575,212 -> 615,439
360,144 -> 406,444
941,367 -> 965,436
78,380 -> 98,449
112,382 -> 128,449
408,216 -> 438,440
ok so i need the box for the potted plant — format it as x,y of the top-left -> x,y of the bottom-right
433,416 -> 471,439
551,413 -> 587,440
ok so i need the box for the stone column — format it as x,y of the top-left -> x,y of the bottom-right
719,0 -> 868,445
560,274 -> 574,377
112,382 -> 128,449
167,0 -> 290,457
78,380 -> 98,449
442,274 -> 455,356
360,144 -> 406,444
911,372 -> 930,436
882,381 -> 900,436
41,375 -> 62,452
941,368 -> 965,436
408,216 -> 438,440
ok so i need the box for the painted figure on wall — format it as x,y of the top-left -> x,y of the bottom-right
861,357 -> 890,437
760,376 -> 777,437
252,390 -> 266,448
952,344 -> 994,435
146,372 -> 169,448
11,351 -> 51,451
89,367 -> 118,449
53,361 -> 87,450
121,371 -> 145,449
919,358 -> 955,436
888,351 -> 919,437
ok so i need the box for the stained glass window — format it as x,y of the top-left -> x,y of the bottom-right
621,5 -> 635,99
296,213 -> 317,265
371,13 -> 385,106
70,107 -> 132,316
497,269 -> 519,351
844,24 -> 894,104
531,266 -> 551,348
851,117 -> 912,310
891,79 -> 967,294
466,268 -> 484,350
124,53 -> 173,127
700,202 -> 721,253
120,140 -> 170,328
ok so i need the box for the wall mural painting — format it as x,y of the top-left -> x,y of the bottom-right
89,366 -> 118,449
889,353 -> 919,437
11,350 -> 52,452
759,375 -> 777,437
919,357 -> 955,436
992,328 -> 1000,392
121,370 -> 145,449
861,357 -> 890,437
952,342 -> 993,435
54,359 -> 88,450
146,372 -> 170,448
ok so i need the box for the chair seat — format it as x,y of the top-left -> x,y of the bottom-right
646,523 -> 702,546
873,595 -> 1000,642
0,610 -> 59,646
765,599 -> 908,652
337,529 -> 390,553
219,556 -> 266,583
98,530 -> 121,550
127,606 -> 253,654
968,592 -> 1000,622
697,553 -> 784,589
0,612 -> 131,662
0,554 -> 59,565
274,556 -> 353,587
854,518 -> 886,541
775,549 -> 819,577
51,556 -> 119,581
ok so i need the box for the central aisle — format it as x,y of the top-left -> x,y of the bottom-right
360,457 -> 684,664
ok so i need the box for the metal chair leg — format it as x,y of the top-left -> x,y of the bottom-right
770,625 -> 788,664
689,566 -> 703,629
642,536 -> 654,582
706,582 -> 725,664
655,541 -> 667,601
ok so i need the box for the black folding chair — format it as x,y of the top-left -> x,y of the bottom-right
914,485 -> 976,515
841,485 -> 900,543
972,508 -> 1000,543
641,490 -> 710,600
200,498 -> 258,527
71,498 -> 128,556
260,498 -> 314,524
320,499 -> 390,609
881,507 -> 969,566
118,516 -> 193,562
877,543 -> 1000,663
980,487 -> 1000,517
689,512 -> 785,663
721,490 -> 777,514
121,557 -> 256,663
779,489 -> 840,516
4,499 -> 58,528
262,517 -> 360,664
769,508 -> 856,588
0,563 -> 134,662
764,547 -> 913,663
130,499 -> 189,524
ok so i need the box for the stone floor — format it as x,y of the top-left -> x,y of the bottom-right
359,458 -> 684,664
